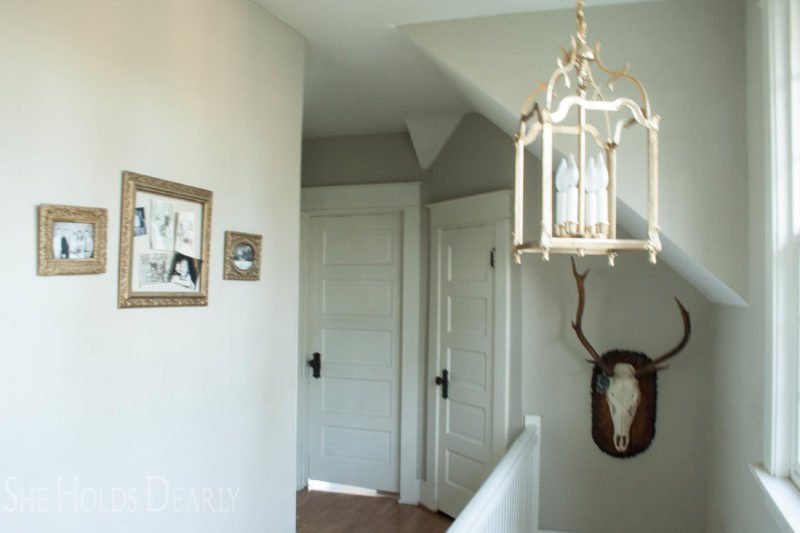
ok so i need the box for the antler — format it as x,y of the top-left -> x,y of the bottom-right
571,258 -> 613,376
635,299 -> 691,376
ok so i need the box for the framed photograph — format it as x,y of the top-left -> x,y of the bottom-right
224,231 -> 262,281
38,204 -> 107,275
118,171 -> 212,308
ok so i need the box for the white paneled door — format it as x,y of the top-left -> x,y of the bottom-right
434,223 -> 496,517
306,213 -> 402,492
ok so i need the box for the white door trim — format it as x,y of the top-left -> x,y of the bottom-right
422,189 -> 514,511
297,182 -> 422,504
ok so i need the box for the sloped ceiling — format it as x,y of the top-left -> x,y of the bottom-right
252,0 -> 663,138
398,0 -> 748,305
252,0 -> 747,305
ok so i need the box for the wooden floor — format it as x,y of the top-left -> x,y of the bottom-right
297,489 -> 452,533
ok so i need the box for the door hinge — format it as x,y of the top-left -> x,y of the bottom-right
490,248 -> 496,268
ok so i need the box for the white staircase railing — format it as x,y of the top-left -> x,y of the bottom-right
448,416 -> 541,533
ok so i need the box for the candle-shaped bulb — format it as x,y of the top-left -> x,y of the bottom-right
567,186 -> 578,225
585,157 -> 599,228
596,154 -> 609,226
566,154 -> 579,187
586,156 -> 599,193
555,158 -> 568,192
596,153 -> 609,189
555,158 -> 568,226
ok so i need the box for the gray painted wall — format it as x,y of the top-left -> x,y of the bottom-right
303,113 -> 716,533
427,114 -> 519,203
433,115 -> 714,533
302,132 -> 425,187
521,255 -> 713,533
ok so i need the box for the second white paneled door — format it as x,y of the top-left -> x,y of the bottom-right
425,190 -> 514,518
306,212 -> 402,492
434,223 -> 496,517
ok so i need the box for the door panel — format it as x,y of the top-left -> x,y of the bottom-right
435,223 -> 495,517
323,329 -> 392,365
307,213 -> 402,492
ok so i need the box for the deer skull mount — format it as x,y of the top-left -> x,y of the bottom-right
570,258 -> 691,458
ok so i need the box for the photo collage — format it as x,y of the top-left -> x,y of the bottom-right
135,199 -> 201,291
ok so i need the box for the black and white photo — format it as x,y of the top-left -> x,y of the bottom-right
138,252 -> 173,286
233,243 -> 254,271
170,252 -> 200,290
174,212 -> 197,258
38,204 -> 107,276
52,222 -> 95,259
149,198 -> 175,251
134,207 -> 147,236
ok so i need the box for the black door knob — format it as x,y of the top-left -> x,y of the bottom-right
308,352 -> 321,379
435,369 -> 449,399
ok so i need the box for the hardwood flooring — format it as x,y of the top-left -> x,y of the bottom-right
296,489 -> 453,533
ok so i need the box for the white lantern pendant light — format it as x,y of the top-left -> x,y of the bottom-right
512,0 -> 662,266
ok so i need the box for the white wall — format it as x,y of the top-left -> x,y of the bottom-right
401,0 -> 749,302
0,1 -> 304,531
704,1 -> 782,531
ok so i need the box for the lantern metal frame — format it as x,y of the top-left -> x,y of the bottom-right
513,0 -> 661,266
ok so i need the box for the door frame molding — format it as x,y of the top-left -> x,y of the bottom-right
422,190 -> 514,511
297,182 -> 422,504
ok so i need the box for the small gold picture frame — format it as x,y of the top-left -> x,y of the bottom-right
224,231 -> 262,281
38,204 -> 107,276
118,171 -> 213,308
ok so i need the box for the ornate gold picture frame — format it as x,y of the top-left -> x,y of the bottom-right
38,204 -> 107,276
118,171 -> 212,308
223,231 -> 262,281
